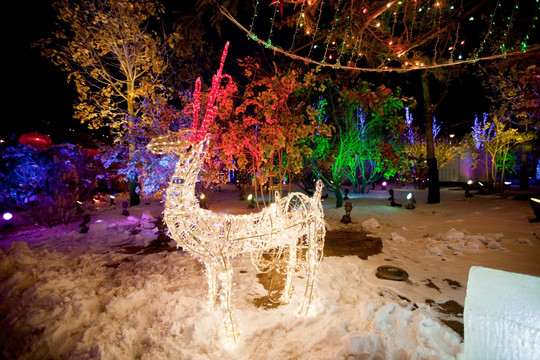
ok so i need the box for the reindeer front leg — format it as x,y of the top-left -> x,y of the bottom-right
217,259 -> 240,344
204,262 -> 218,311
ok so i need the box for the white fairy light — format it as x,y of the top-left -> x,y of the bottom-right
147,43 -> 326,345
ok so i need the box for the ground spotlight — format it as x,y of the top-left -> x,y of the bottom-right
200,193 -> 208,209
465,180 -> 474,197
382,181 -> 387,190
388,189 -> 402,207
247,194 -> 255,208
529,198 -> 540,222
121,201 -> 129,216
341,201 -> 353,224
406,192 -> 416,209
3,212 -> 13,221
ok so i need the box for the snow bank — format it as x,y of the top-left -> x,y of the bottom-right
464,266 -> 540,360
1,187 -> 539,359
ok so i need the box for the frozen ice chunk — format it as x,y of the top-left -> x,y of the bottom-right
464,266 -> 540,360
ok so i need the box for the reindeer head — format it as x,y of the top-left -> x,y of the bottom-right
147,42 -> 231,157
147,42 -> 232,186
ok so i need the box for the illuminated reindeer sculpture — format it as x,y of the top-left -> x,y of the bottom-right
147,42 -> 326,344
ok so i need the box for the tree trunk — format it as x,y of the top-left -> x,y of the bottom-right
422,70 -> 440,204
127,98 -> 140,206
519,150 -> 530,191
129,176 -> 140,206
333,186 -> 343,208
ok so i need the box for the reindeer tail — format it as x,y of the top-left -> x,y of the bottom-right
313,180 -> 324,201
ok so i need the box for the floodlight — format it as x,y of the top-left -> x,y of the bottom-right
529,198 -> 540,222
406,192 -> 416,209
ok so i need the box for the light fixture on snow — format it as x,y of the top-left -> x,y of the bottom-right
406,192 -> 416,209
247,193 -> 255,208
341,201 -> 353,224
121,201 -> 129,216
388,189 -> 402,207
110,194 -> 116,205
76,200 -> 84,214
381,181 -> 387,190
199,193 -> 208,209
465,180 -> 474,197
147,42 -> 326,345
529,198 -> 540,223
2,212 -> 13,221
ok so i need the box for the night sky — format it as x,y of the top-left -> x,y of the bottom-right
6,1 -> 75,141
6,1 -> 500,144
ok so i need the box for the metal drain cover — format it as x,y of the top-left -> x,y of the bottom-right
376,265 -> 409,281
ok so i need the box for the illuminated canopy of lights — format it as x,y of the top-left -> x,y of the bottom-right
219,0 -> 539,73
147,42 -> 326,344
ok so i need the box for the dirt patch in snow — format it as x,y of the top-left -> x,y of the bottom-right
426,299 -> 465,339
324,230 -> 383,259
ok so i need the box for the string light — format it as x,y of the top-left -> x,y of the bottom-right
147,43 -> 326,345
307,0 -> 325,59
225,1 -> 539,73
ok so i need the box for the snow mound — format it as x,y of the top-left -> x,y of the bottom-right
362,218 -> 381,232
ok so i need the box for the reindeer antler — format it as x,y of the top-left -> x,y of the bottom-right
184,41 -> 232,143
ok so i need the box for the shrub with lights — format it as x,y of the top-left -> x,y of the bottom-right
463,114 -> 534,193
0,144 -> 102,227
305,71 -> 412,206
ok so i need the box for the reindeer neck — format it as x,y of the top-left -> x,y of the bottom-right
166,142 -> 206,206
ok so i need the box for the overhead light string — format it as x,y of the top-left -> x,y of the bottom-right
521,0 -> 539,52
266,1 -> 280,48
322,0 -> 343,63
449,0 -> 464,63
288,0 -> 308,51
473,0 -> 500,59
307,0 -> 325,59
219,4 -> 540,73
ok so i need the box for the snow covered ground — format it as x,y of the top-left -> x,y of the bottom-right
1,185 -> 539,359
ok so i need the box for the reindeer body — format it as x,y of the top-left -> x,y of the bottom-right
149,135 -> 326,343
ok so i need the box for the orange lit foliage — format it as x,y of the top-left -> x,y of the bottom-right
218,58 -> 330,205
